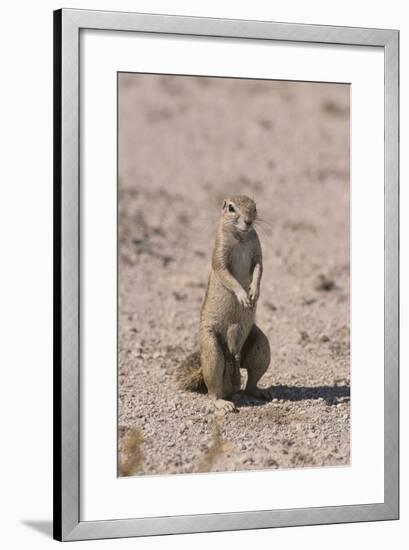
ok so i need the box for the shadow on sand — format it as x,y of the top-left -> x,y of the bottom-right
238,384 -> 350,407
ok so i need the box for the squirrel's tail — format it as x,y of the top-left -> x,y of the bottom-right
176,351 -> 207,393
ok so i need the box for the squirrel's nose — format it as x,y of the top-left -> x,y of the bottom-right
245,220 -> 252,227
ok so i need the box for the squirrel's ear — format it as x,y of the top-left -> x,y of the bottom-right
222,200 -> 227,210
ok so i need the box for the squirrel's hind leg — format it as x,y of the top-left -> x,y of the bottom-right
241,324 -> 273,400
200,328 -> 237,413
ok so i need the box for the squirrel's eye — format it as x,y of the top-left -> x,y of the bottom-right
228,204 -> 235,213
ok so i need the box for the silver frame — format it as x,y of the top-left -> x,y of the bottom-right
53,8 -> 399,541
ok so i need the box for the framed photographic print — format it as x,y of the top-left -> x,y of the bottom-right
54,8 -> 399,541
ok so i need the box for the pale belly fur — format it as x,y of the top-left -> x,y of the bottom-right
200,241 -> 256,350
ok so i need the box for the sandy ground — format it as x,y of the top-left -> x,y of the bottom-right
117,74 -> 350,476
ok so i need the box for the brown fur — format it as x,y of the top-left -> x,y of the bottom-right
176,352 -> 206,392
177,196 -> 272,412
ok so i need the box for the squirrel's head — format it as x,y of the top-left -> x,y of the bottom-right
221,195 -> 257,235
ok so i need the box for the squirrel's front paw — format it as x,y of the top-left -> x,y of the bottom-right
236,288 -> 251,308
248,284 -> 259,306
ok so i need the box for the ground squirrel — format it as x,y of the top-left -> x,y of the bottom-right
179,195 -> 272,413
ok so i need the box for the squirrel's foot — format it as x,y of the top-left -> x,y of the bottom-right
214,398 -> 237,415
245,386 -> 273,401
